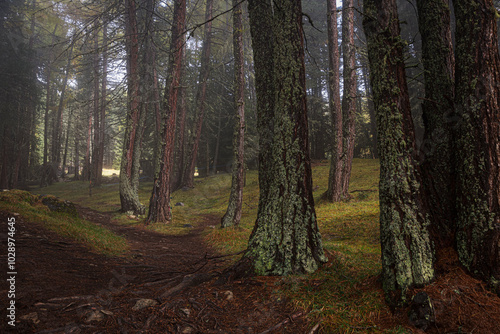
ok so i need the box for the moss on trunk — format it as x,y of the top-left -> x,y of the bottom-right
243,0 -> 327,275
363,0 -> 434,304
453,0 -> 500,287
416,0 -> 456,248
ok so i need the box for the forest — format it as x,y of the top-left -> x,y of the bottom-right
1,0 -> 500,333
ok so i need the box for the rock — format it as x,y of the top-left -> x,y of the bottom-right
181,326 -> 194,334
85,310 -> 105,323
40,195 -> 78,217
128,215 -> 136,219
409,292 -> 435,331
132,298 -> 159,311
20,312 -> 40,324
183,224 -> 193,228
180,308 -> 191,317
175,202 -> 185,206
224,290 -> 234,301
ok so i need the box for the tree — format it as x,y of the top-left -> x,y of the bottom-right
237,0 -> 327,276
182,0 -> 214,188
341,0 -> 357,198
363,0 -> 434,304
147,0 -> 186,223
119,0 -> 147,215
453,0 -> 500,291
325,0 -> 343,202
416,0 -> 455,247
221,0 -> 245,228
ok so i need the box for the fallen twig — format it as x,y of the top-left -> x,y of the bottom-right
258,311 -> 304,334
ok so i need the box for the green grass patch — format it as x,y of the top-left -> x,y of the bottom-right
0,190 -> 128,256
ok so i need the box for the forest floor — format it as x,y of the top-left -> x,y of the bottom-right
2,160 -> 500,333
0,206 -> 311,333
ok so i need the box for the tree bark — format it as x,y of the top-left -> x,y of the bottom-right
453,0 -> 500,291
221,0 -> 245,228
363,0 -> 434,305
182,0 -> 214,188
52,40 -> 74,168
242,0 -> 327,276
325,0 -> 343,202
120,0 -> 146,215
91,28 -> 101,185
147,0 -> 186,223
341,0 -> 357,198
416,0 -> 455,248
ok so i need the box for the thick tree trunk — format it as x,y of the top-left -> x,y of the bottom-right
416,0 -> 455,248
363,0 -> 434,305
325,0 -> 343,202
221,0 -> 245,228
247,0 -> 274,205
147,0 -> 186,223
182,0 -> 213,188
242,0 -> 327,276
120,0 -> 146,215
341,0 -> 357,198
453,0 -> 500,291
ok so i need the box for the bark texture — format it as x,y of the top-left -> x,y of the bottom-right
221,0 -> 245,228
341,0 -> 357,198
119,0 -> 146,215
453,0 -> 500,290
416,0 -> 455,248
325,0 -> 343,202
363,0 -> 435,304
147,0 -> 186,223
243,0 -> 327,276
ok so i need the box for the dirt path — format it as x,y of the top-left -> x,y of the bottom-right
0,207 -> 310,333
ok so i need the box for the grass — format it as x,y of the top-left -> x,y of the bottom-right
0,190 -> 128,256
30,158 -> 410,333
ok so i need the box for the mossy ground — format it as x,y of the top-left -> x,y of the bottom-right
0,190 -> 128,256
31,159 -> 410,332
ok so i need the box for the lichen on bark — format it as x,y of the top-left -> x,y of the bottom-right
363,0 -> 435,304
242,0 -> 327,276
453,0 -> 500,286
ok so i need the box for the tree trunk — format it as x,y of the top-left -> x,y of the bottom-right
242,0 -> 327,276
52,41 -> 74,167
120,0 -> 146,215
363,0 -> 434,305
221,0 -> 245,228
416,0 -> 455,249
247,0 -> 274,207
341,0 -> 357,198
92,28 -> 101,185
453,0 -> 500,291
147,0 -> 186,223
212,111 -> 221,175
182,0 -> 214,188
62,108 -> 73,177
325,0 -> 343,202
172,44 -> 186,190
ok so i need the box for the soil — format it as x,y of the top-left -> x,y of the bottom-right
0,207 -> 310,334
